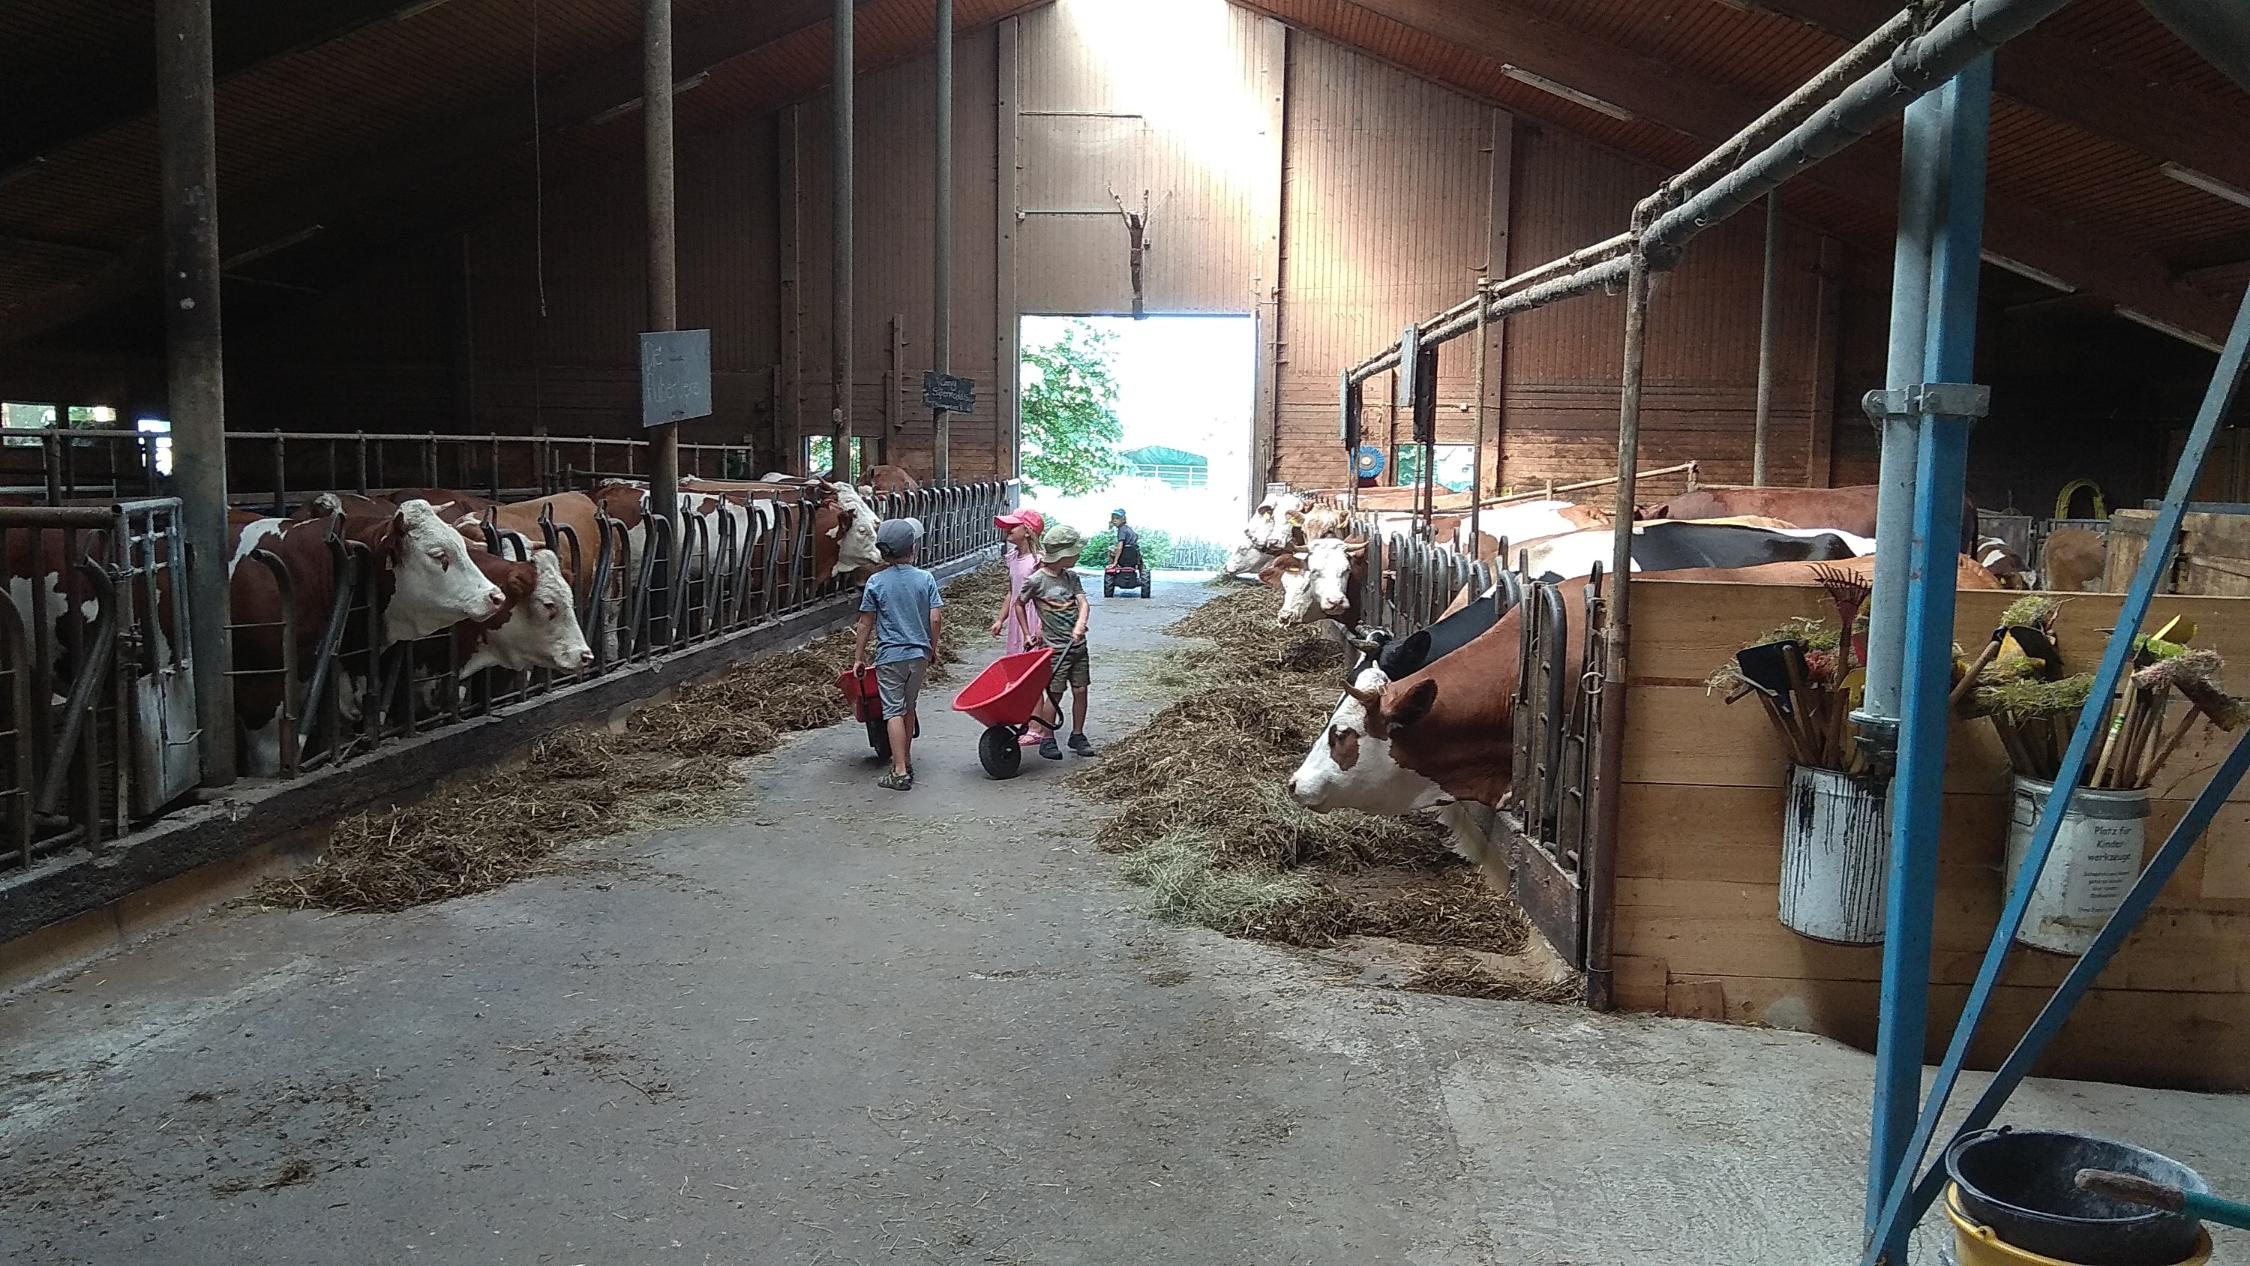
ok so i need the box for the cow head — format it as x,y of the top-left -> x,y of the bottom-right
1244,492 -> 1306,553
812,481 -> 882,578
1222,541 -> 1272,579
462,549 -> 594,676
1287,663 -> 1447,815
1270,536 -> 1365,625
380,499 -> 506,642
1975,537 -> 2032,589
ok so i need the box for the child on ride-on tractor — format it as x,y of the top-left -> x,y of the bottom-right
1102,508 -> 1152,598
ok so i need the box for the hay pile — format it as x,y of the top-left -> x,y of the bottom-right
1072,587 -> 1538,979
260,563 -> 1006,914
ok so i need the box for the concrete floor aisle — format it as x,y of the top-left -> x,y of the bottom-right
4,574 -> 2245,1265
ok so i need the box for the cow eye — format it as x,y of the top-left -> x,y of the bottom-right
426,547 -> 449,567
542,601 -> 560,617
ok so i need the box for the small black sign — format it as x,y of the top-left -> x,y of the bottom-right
922,371 -> 977,413
640,329 -> 713,428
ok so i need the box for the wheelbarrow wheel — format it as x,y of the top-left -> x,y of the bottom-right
867,719 -> 891,760
1103,573 -> 1116,598
1139,567 -> 1153,597
978,725 -> 1024,779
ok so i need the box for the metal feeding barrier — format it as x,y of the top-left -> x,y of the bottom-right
0,499 -> 200,865
0,456 -> 1010,872
1345,509 -> 1601,969
0,427 -> 791,510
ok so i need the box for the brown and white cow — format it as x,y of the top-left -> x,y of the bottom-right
1642,484 -> 1978,552
227,500 -> 507,772
1262,535 -> 1369,627
2041,526 -> 2105,593
1287,555 -> 2003,865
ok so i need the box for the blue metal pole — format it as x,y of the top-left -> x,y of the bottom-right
1862,271 -> 2250,1266
1901,725 -> 2250,1223
1865,57 -> 1991,1260
1860,92 -> 1941,733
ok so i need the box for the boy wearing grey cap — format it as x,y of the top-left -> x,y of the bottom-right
851,518 -> 942,791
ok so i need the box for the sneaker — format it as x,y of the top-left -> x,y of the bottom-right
1038,736 -> 1063,761
1068,733 -> 1097,757
878,771 -> 913,791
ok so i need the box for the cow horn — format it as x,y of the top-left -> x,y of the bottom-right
1342,681 -> 1382,707
1349,637 -> 1382,654
1340,537 -> 1369,554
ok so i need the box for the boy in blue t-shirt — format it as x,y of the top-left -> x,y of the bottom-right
851,518 -> 943,791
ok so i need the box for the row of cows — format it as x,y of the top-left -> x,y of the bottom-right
1224,484 -> 2021,871
6,466 -> 925,781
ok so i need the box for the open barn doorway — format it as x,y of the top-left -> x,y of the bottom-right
1017,314 -> 1257,574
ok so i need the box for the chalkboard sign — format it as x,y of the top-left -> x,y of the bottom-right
922,371 -> 976,413
640,329 -> 713,428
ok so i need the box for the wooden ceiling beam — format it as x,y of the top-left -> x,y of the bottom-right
2,0 -> 472,180
1739,0 -> 2250,200
0,0 -> 843,348
1240,0 -> 2234,345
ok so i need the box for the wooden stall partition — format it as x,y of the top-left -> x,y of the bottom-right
2105,508 -> 2250,597
1613,577 -> 2250,1091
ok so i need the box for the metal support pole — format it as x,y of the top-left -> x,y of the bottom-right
931,0 -> 954,483
156,0 -> 235,786
1858,87 -> 1944,756
1751,193 -> 1780,487
1862,201 -> 2250,1266
831,0 -> 856,480
1866,56 -> 1991,1266
1589,223 -> 1654,1013
1470,281 -> 1489,549
644,0 -> 680,523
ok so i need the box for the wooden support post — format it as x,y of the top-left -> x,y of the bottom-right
1484,109 -> 1514,495
830,0 -> 855,479
1807,235 -> 1844,488
993,18 -> 1021,481
156,0 -> 235,785
1253,18 -> 1286,500
644,0 -> 680,520
931,0 -> 954,483
777,106 -> 803,473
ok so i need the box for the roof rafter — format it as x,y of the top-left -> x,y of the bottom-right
1741,0 -> 2250,201
1237,0 -> 2234,345
1,0 -> 467,181
0,0 -> 845,346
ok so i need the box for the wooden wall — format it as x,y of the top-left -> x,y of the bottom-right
1616,578 -> 2250,1092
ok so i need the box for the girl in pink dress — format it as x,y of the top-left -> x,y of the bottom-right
987,508 -> 1048,744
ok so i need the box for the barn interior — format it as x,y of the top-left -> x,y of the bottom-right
5,0 -> 2244,506
6,2 -> 2250,1263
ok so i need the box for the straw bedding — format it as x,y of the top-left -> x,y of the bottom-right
260,562 -> 1008,914
1071,587 -> 1539,979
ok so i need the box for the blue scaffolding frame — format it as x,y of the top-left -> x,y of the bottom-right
1852,33 -> 2250,1263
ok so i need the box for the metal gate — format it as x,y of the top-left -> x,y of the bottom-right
112,500 -> 200,816
1501,566 -> 1606,967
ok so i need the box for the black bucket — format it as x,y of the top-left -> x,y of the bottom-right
1945,1128 -> 2208,1266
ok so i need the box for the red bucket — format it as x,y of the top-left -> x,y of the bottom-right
836,667 -> 884,724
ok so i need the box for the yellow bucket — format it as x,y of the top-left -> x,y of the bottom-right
1947,1185 -> 2213,1266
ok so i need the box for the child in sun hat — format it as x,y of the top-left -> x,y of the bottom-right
988,508 -> 1048,655
1018,523 -> 1095,760
850,517 -> 942,791
989,507 -> 1050,747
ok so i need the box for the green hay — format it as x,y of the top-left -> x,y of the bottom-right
1402,949 -> 1581,1003
1119,833 -> 1338,939
1751,616 -> 1840,653
2000,594 -> 2062,630
1973,671 -> 2096,720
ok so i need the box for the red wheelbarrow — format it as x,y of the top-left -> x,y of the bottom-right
951,647 -> 1055,779
835,667 -> 917,762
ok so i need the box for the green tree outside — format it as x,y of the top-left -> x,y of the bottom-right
1019,320 -> 1126,497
